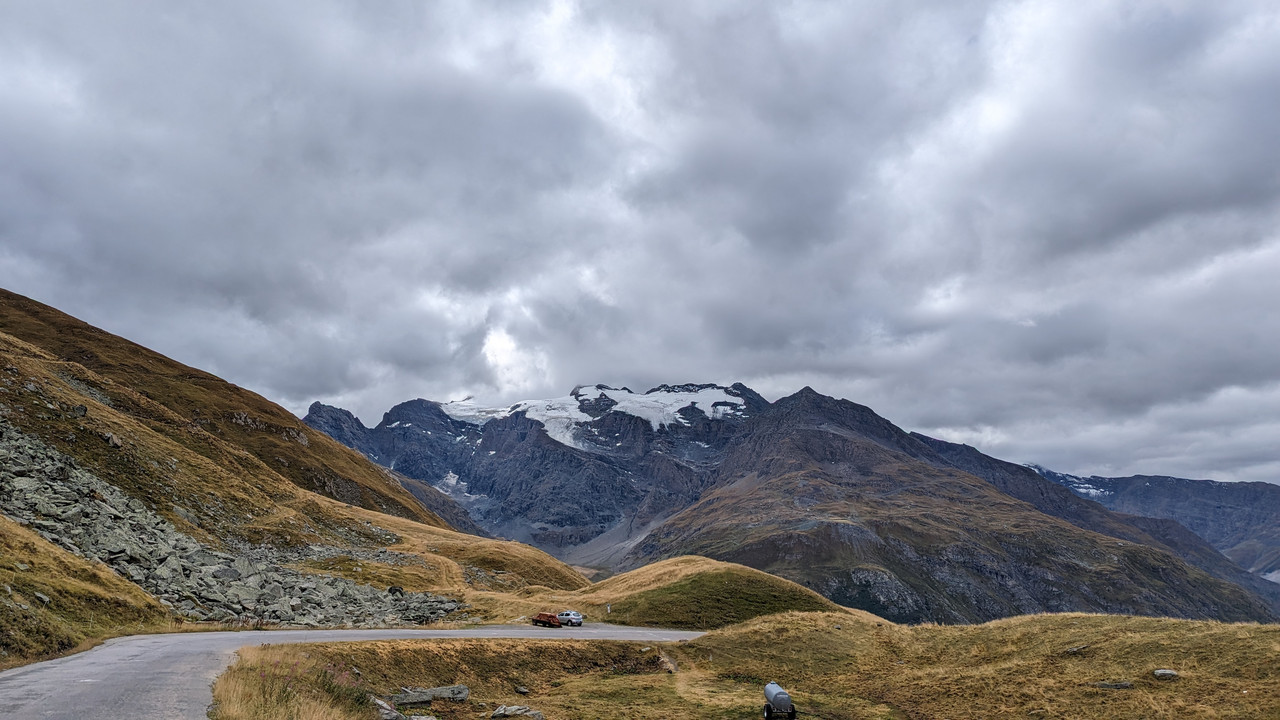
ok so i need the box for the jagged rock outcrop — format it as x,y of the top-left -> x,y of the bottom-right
0,418 -> 463,626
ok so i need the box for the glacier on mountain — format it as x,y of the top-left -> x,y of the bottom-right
437,384 -> 747,450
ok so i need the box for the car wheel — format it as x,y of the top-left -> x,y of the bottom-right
763,703 -> 772,719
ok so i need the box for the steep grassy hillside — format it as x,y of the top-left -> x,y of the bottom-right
212,611 -> 1280,719
0,287 -> 444,536
0,288 -> 589,663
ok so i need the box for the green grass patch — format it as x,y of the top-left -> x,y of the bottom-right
604,567 -> 839,629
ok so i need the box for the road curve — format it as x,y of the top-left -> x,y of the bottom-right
0,624 -> 705,720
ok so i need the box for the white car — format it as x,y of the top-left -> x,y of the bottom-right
556,610 -> 583,626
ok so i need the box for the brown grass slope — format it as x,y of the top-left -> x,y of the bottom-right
352,556 -> 842,631
212,611 -> 1280,719
624,389 -> 1276,625
0,288 -> 590,664
0,287 -> 442,532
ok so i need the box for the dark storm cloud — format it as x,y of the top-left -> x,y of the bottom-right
3,1 -> 1280,482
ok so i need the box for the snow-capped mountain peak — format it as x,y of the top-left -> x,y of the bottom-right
437,383 -> 750,450
1026,463 -> 1115,499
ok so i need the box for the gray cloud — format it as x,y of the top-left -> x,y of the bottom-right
3,1 -> 1280,483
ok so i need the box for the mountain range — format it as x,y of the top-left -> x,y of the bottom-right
1034,465 -> 1280,583
306,382 -> 1280,624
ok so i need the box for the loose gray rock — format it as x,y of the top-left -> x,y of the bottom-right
514,685 -> 529,695
491,706 -> 544,719
1092,681 -> 1134,690
0,417 -> 465,628
371,697 -> 407,720
1153,669 -> 1179,680
391,684 -> 469,707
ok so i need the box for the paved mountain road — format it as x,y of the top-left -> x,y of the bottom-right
0,624 -> 705,719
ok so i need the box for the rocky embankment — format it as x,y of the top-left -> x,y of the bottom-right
0,419 -> 463,626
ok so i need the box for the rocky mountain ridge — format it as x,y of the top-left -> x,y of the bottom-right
913,433 -> 1280,612
310,384 -> 1279,624
1032,465 -> 1280,583
305,383 -> 768,565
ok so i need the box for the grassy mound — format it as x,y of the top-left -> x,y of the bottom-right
453,556 -> 848,629
582,557 -> 845,629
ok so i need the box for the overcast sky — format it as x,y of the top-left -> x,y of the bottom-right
3,1 -> 1280,483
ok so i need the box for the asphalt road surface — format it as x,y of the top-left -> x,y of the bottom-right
0,624 -> 706,719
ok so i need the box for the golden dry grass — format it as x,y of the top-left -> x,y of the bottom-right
407,556 -> 853,630
212,611 -> 1280,720
210,644 -> 370,720
0,515 -> 169,668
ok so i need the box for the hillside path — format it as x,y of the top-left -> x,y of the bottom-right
0,624 -> 705,719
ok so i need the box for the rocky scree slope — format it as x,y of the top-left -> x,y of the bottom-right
913,433 -> 1280,613
0,418 -> 462,626
1034,466 -> 1280,583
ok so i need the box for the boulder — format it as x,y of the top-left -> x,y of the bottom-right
491,706 -> 543,719
1091,681 -> 1134,690
391,684 -> 470,707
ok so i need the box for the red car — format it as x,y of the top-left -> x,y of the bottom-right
531,612 -> 562,627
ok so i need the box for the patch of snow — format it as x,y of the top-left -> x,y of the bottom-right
1264,570 -> 1280,585
435,471 -> 486,501
1073,484 -> 1111,498
508,397 -> 591,448
438,397 -> 518,425
388,421 -> 401,428
586,385 -> 745,431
